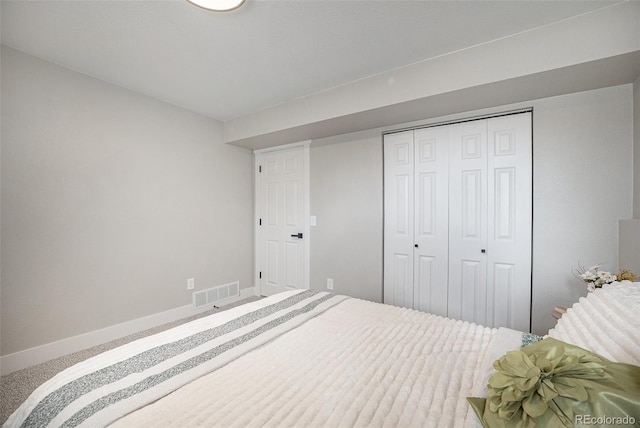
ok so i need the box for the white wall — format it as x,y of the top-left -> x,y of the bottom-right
310,84 -> 633,335
0,46 -> 254,356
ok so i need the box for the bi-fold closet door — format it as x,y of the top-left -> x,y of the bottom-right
383,112 -> 532,331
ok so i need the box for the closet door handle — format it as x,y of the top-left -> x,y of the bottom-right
481,249 -> 486,253
291,233 -> 303,239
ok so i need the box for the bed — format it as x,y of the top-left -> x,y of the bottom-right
5,282 -> 640,428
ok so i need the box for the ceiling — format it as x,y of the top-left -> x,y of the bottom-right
0,0 -> 623,123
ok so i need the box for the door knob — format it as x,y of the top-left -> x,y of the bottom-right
291,233 -> 303,239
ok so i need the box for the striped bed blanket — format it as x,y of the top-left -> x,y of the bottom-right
6,291 -> 525,428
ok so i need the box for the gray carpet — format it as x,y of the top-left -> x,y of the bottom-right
0,296 -> 261,426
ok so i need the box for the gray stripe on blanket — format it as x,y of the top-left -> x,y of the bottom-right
21,290 -> 330,428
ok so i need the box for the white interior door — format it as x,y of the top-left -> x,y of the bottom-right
413,127 -> 449,316
486,114 -> 532,331
255,145 -> 309,296
447,120 -> 489,324
447,114 -> 532,330
383,131 -> 415,308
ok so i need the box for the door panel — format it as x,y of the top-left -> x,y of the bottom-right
285,181 -> 299,226
494,168 -> 516,240
416,255 -> 435,312
383,131 -> 415,308
257,147 -> 308,296
492,262 -> 515,328
413,127 -> 449,316
393,253 -> 412,307
460,259 -> 482,324
448,120 -> 488,323
266,240 -> 279,285
461,170 -> 482,239
395,174 -> 411,235
487,114 -> 532,331
285,242 -> 299,287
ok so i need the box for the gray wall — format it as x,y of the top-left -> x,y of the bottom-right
1,47 -> 254,356
626,75 -> 640,271
310,133 -> 383,302
634,76 -> 640,218
1,44 -> 635,356
310,84 -> 633,335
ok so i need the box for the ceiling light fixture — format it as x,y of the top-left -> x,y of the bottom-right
187,0 -> 246,12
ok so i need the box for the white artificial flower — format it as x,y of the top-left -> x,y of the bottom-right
580,270 -> 598,282
599,271 -> 616,283
580,271 -> 597,281
574,263 -> 626,292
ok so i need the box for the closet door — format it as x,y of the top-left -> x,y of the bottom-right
383,130 -> 415,308
413,127 -> 449,316
486,114 -> 532,331
447,120 -> 489,324
447,114 -> 532,330
383,112 -> 532,331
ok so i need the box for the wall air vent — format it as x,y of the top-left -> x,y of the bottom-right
192,281 -> 240,309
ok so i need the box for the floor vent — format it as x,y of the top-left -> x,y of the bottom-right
193,281 -> 240,309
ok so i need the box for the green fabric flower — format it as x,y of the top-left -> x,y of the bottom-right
487,342 -> 609,426
468,338 -> 640,428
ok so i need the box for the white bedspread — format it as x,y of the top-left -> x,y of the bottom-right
112,293 -> 502,428
548,281 -> 640,366
7,290 -> 524,428
9,283 -> 638,428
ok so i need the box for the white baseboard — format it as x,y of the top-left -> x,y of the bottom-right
0,285 -> 257,375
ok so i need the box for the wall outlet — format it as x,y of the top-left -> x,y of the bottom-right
326,278 -> 334,290
187,278 -> 195,290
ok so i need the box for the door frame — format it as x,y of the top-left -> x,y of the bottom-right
254,141 -> 311,296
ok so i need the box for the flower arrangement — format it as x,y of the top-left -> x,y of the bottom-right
575,263 -> 637,292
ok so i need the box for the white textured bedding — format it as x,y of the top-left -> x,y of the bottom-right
6,291 -> 519,428
112,293 -> 503,428
9,283 -> 636,428
548,281 -> 640,366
